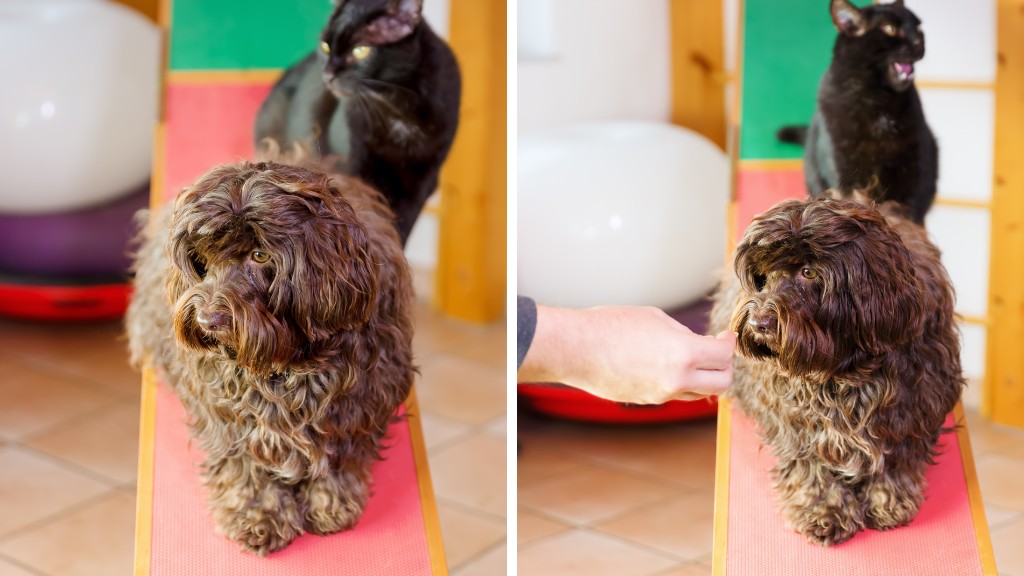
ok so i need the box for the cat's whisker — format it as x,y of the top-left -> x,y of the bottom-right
357,78 -> 420,97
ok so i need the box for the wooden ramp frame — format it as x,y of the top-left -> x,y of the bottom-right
713,398 -> 997,575
134,371 -> 446,575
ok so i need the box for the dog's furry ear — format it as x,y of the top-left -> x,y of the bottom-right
838,209 -> 926,354
287,199 -> 382,340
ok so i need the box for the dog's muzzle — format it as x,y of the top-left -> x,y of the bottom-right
734,299 -> 781,358
747,310 -> 777,338
197,308 -> 231,333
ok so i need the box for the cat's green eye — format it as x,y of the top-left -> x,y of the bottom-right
251,250 -> 270,264
320,41 -> 331,55
351,45 -> 371,61
882,24 -> 897,37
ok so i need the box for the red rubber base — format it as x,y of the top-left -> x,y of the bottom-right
0,281 -> 131,321
518,383 -> 718,424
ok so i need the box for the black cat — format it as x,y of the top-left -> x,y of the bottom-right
777,0 -> 937,223
255,0 -> 461,244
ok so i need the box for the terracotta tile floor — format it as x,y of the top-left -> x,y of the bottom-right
517,405 -> 1024,576
0,268 -> 506,576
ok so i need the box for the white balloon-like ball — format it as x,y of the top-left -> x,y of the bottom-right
0,0 -> 160,214
518,122 -> 730,310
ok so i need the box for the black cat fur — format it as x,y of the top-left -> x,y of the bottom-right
255,0 -> 461,244
781,0 -> 937,224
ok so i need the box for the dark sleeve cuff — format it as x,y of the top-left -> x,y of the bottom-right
517,295 -> 537,368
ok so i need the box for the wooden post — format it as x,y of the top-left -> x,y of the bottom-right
435,0 -> 507,323
112,0 -> 160,22
670,0 -> 727,151
985,0 -> 1024,428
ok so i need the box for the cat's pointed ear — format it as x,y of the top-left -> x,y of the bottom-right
831,0 -> 867,37
360,0 -> 423,44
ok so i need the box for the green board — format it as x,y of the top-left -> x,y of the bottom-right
169,0 -> 332,70
739,0 -> 871,160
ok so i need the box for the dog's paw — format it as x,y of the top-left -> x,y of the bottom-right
302,471 -> 369,535
863,475 -> 923,531
237,513 -> 304,556
208,476 -> 306,556
213,504 -> 305,556
794,508 -> 863,547
782,494 -> 864,547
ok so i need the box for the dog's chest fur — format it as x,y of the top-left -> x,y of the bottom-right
175,353 -> 377,481
731,359 -> 890,479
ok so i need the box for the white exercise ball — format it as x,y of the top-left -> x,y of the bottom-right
0,0 -> 160,214
518,121 -> 729,310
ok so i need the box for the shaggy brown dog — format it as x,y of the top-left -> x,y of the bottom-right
126,161 -> 415,555
710,196 -> 963,546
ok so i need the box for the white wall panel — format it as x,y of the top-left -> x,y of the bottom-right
919,89 -> 995,202
909,0 -> 996,83
925,206 -> 990,319
960,322 -> 986,407
518,0 -> 672,133
422,0 -> 449,39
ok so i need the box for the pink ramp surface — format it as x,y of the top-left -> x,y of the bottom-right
162,82 -> 273,203
147,378 -> 436,575
722,403 -> 989,575
733,168 -> 804,242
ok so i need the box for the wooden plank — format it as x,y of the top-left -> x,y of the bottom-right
985,0 -> 1024,427
167,70 -> 283,85
112,0 -> 160,22
711,397 -> 733,576
670,0 -> 727,150
435,0 -> 506,323
953,402 -> 999,574
133,369 -> 158,576
406,390 -> 449,573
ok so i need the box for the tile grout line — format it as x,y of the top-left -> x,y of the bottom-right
0,488 -> 127,547
2,440 -> 136,492
516,487 -> 686,535
448,536 -> 506,574
17,397 -> 137,446
436,496 -> 507,524
517,444 -> 718,496
516,523 -> 699,566
985,507 -> 1023,531
0,347 -> 140,402
423,413 -> 507,456
0,551 -> 52,576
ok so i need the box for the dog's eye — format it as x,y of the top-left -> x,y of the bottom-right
190,253 -> 206,277
251,250 -> 271,264
753,273 -> 767,291
801,268 -> 819,280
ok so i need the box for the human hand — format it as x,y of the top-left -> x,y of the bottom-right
517,304 -> 737,405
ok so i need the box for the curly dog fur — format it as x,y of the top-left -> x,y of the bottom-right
710,197 -> 963,546
126,160 -> 415,555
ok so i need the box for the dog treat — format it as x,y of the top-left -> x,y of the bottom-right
710,197 -> 964,546
126,161 -> 415,555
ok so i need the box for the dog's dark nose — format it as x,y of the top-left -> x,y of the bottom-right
197,310 -> 231,332
748,314 -> 777,335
